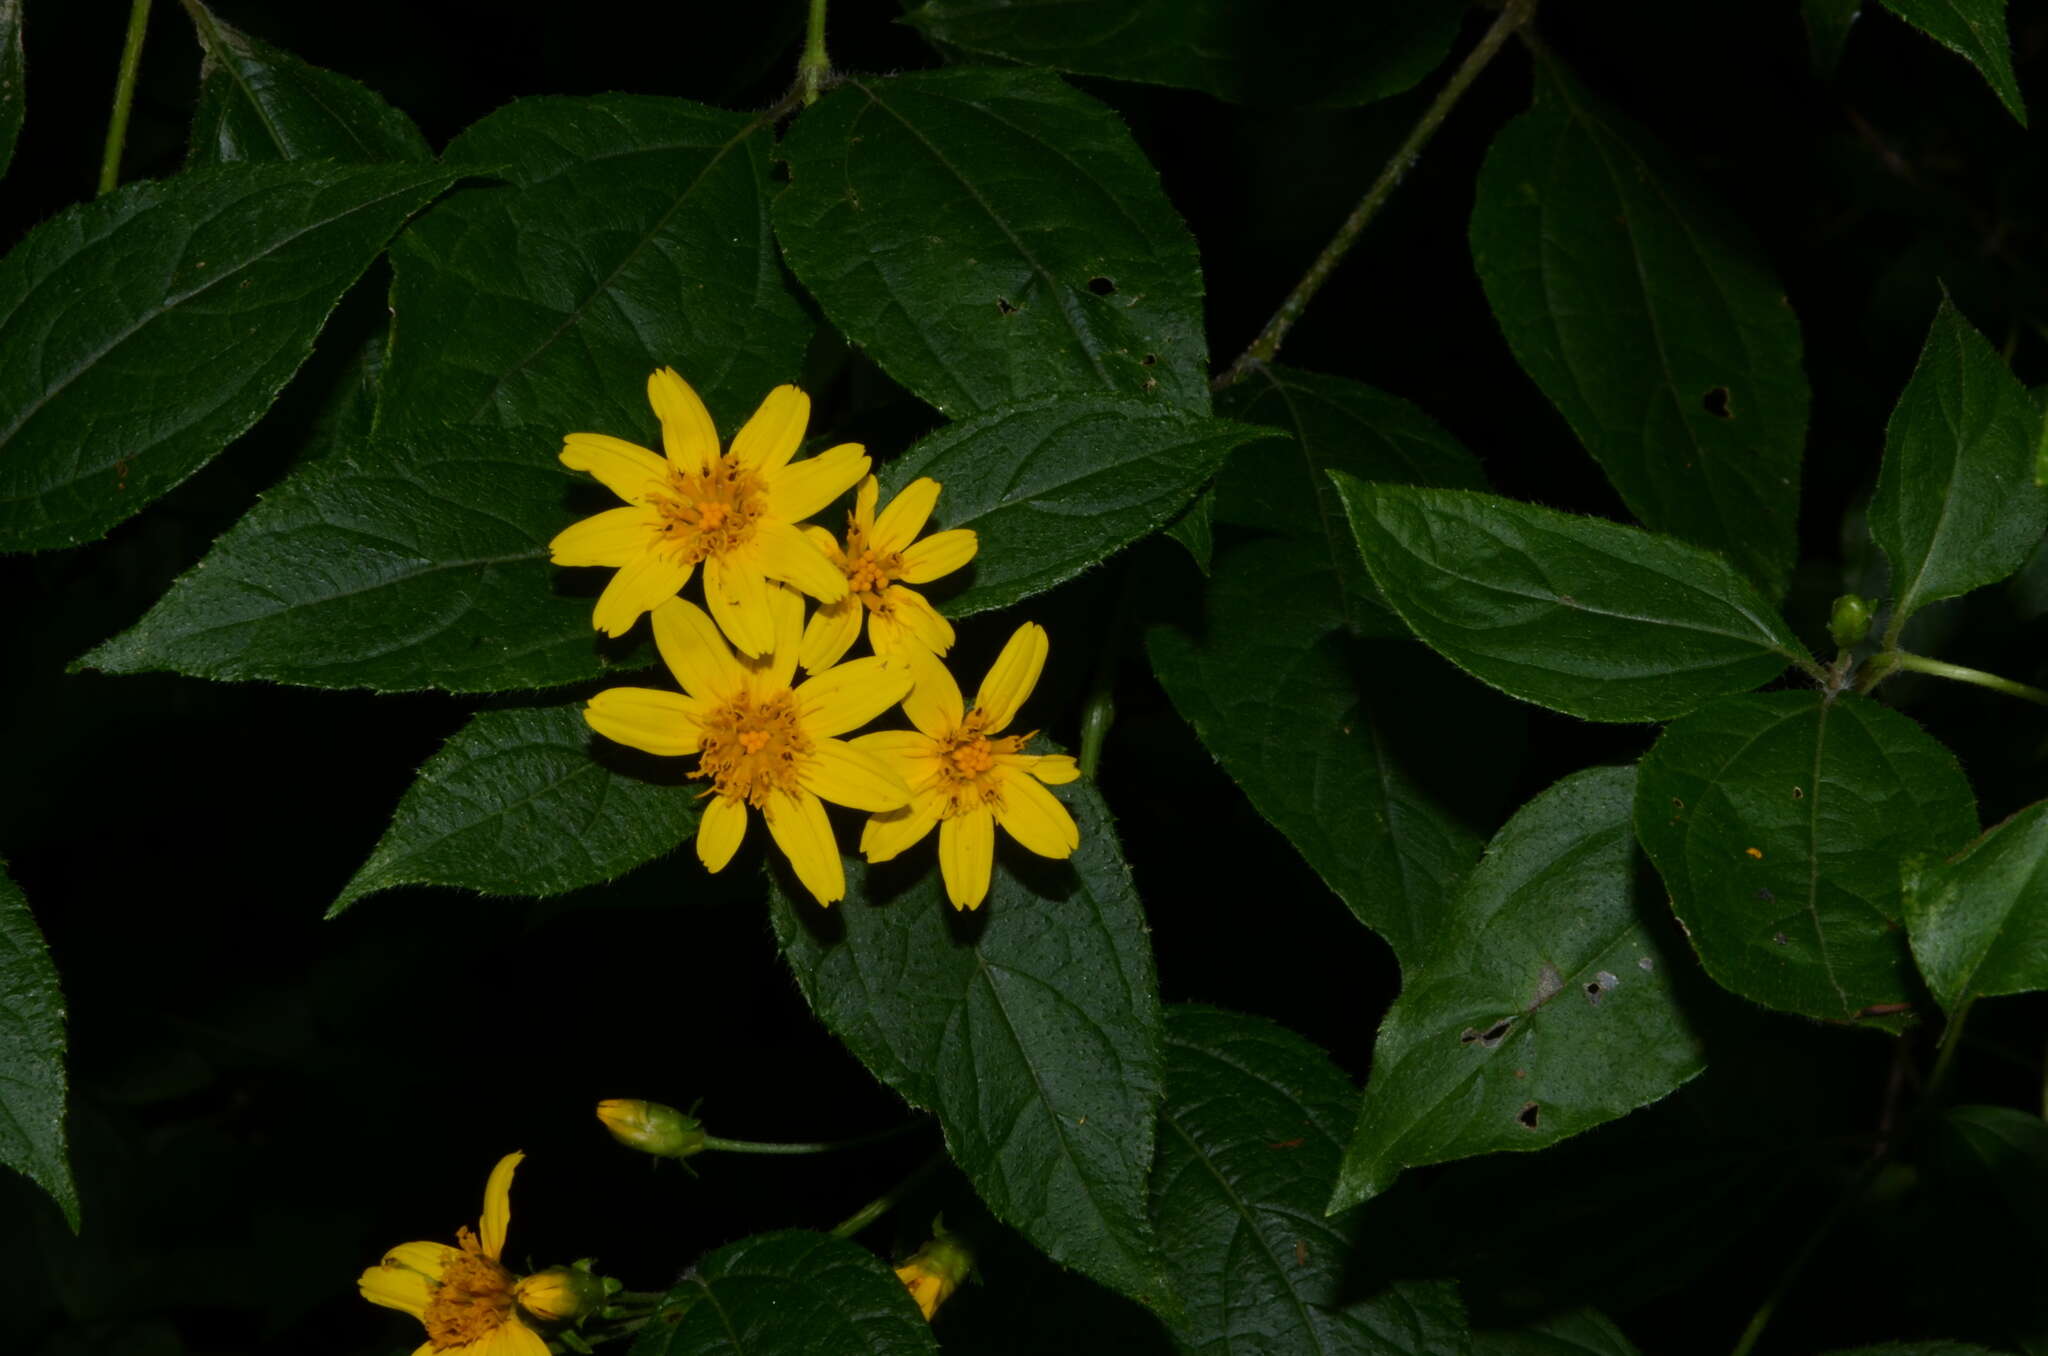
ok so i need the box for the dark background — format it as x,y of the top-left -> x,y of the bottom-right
4,2 -> 2047,1352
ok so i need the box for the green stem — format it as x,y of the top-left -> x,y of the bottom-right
1727,1160 -> 1881,1356
829,1154 -> 944,1239
99,0 -> 154,196
1928,994 -> 1976,1098
1888,652 -> 2048,707
1214,0 -> 1537,388
798,0 -> 831,105
701,1119 -> 924,1156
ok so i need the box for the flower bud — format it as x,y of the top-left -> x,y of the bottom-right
893,1222 -> 973,1322
1829,594 -> 1872,649
514,1264 -> 607,1325
595,1099 -> 706,1160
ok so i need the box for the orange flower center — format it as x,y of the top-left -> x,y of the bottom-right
840,518 -> 905,611
932,713 -> 1029,818
421,1231 -> 519,1351
695,691 -> 810,807
651,457 -> 766,563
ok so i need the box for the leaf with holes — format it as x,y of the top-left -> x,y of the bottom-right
1154,1005 -> 1473,1355
1148,536 -> 1481,968
774,67 -> 1208,418
1470,56 -> 1808,596
1635,691 -> 1978,1022
632,1231 -> 937,1356
1869,300 -> 2046,633
0,0 -> 21,180
0,160 -> 457,552
1878,0 -> 2026,123
77,427 -> 624,692
379,94 -> 810,441
332,705 -> 700,915
1330,766 -> 1705,1211
184,0 -> 430,167
880,395 -> 1277,617
1904,798 -> 2048,1014
1333,479 -> 1810,723
903,0 -> 1464,108
0,861 -> 77,1230
1215,364 -> 1487,635
769,773 -> 1173,1313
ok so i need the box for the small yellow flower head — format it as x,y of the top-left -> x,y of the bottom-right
549,369 -> 870,654
583,587 -> 916,905
893,1225 -> 973,1323
854,622 -> 1081,910
357,1152 -> 553,1355
512,1265 -> 606,1325
798,476 -> 977,672
594,1098 -> 707,1160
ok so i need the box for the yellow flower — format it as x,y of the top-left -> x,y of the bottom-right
893,1223 -> 973,1322
593,1098 -> 706,1160
357,1152 -> 567,1355
798,476 -> 977,672
894,1261 -> 956,1322
584,587 -> 915,905
549,369 -> 869,654
854,623 -> 1080,910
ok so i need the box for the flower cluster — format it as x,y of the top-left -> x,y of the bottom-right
554,371 -> 1080,908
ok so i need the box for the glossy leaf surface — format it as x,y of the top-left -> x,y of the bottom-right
0,862 -> 76,1230
631,1231 -> 937,1356
1904,798 -> 2048,1013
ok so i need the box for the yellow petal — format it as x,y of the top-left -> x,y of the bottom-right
797,655 -> 914,738
861,794 -> 941,863
764,788 -> 845,905
592,554 -> 693,638
359,1262 -> 433,1316
973,622 -> 1047,732
850,729 -> 941,769
730,384 -> 810,472
874,586 -> 955,656
802,523 -> 844,564
650,598 -> 746,702
585,687 -> 705,756
800,596 -> 864,674
703,551 -> 776,657
480,1151 -> 523,1260
902,645 -> 965,739
752,581 -> 805,693
853,475 -> 880,533
872,477 -> 941,554
800,738 -> 912,812
756,517 -> 850,603
560,433 -> 668,506
898,529 -> 978,585
992,770 -> 1080,859
938,811 -> 995,910
1006,752 -> 1080,785
697,795 -> 749,873
382,1240 -> 460,1280
475,1322 -> 552,1356
765,442 -> 869,523
648,368 -> 719,474
549,505 -> 661,568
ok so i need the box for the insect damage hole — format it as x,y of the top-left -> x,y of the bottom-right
996,297 -> 1019,316
1459,1018 -> 1514,1048
1702,386 -> 1732,418
1087,275 -> 1116,296
1516,1102 -> 1541,1130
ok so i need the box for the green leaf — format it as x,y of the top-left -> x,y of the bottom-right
903,0 -> 1464,108
1634,691 -> 1979,1022
1803,0 -> 1864,76
182,0 -> 431,166
1878,0 -> 2027,124
78,427 -> 618,692
1930,1103 -> 2048,1248
332,704 -> 700,915
0,0 -> 22,181
1475,1310 -> 1642,1356
0,160 -> 458,553
1821,1346 -> 2006,1356
1869,300 -> 2047,633
770,772 -> 1173,1312
0,860 -> 78,1230
1148,536 -> 1481,968
379,94 -> 810,441
1469,58 -> 1809,596
1332,480 -> 1810,724
880,396 -> 1276,617
1154,1005 -> 1472,1355
1161,489 -> 1212,575
1330,766 -> 1706,1210
631,1230 -> 937,1356
1216,365 -> 1488,634
1904,798 -> 2048,1013
774,68 -> 1209,418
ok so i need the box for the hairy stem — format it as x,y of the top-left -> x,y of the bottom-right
1886,652 -> 2048,706
99,0 -> 154,196
799,0 -> 831,105
1928,995 -> 1976,1098
829,1153 -> 944,1239
702,1118 -> 926,1156
1214,0 -> 1537,388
